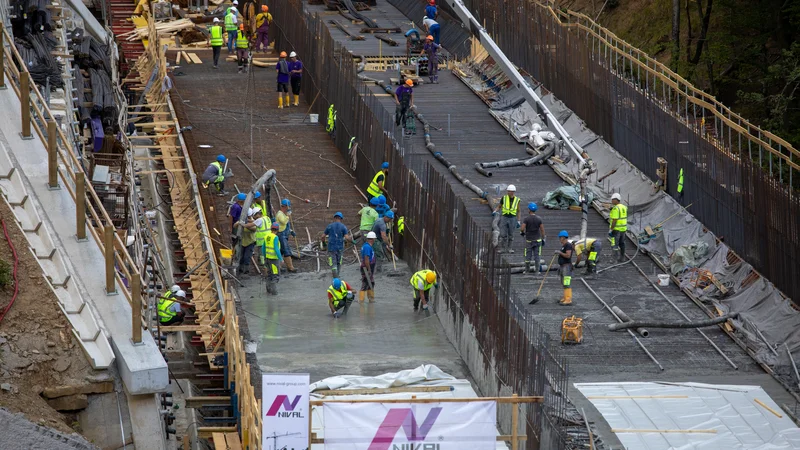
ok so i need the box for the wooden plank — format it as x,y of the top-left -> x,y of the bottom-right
199,427 -> 237,438
188,53 -> 202,64
176,51 -> 182,65
212,433 -> 227,449
754,398 -> 783,418
159,324 -> 212,332
185,396 -> 231,408
223,433 -> 243,450
313,386 -> 454,396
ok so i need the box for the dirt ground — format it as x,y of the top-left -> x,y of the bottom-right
0,199 -> 100,435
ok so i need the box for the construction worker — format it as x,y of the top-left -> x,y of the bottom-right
554,230 -> 573,305
367,162 -> 389,201
520,202 -> 546,274
573,236 -> 602,276
677,168 -> 684,204
327,278 -> 354,318
358,197 -> 380,243
235,23 -> 249,73
375,194 -> 391,217
360,232 -> 377,303
289,52 -> 303,107
397,216 -> 405,236
209,17 -> 224,68
234,208 -> 258,275
422,15 -> 440,44
229,193 -> 246,247
425,0 -> 438,19
276,51 -> 290,108
493,184 -> 521,253
394,80 -> 414,132
323,212 -> 352,278
224,7 -> 238,54
371,210 -> 394,259
263,222 -> 283,295
275,199 -> 297,273
250,191 -> 268,219
252,208 -> 268,267
254,5 -> 272,53
201,155 -> 227,195
158,289 -> 187,326
419,35 -> 441,84
410,269 -> 437,311
609,193 -> 628,262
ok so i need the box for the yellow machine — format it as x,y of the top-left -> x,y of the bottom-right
561,316 -> 584,344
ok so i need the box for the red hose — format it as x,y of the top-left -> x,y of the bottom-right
0,219 -> 20,324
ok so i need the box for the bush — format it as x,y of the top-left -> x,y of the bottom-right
0,259 -> 11,288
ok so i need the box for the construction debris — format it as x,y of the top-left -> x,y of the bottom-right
120,18 -> 195,41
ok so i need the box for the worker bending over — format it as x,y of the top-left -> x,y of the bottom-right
609,193 -> 628,262
202,154 -> 227,195
494,184 -> 521,254
367,162 -> 389,201
263,222 -> 283,295
289,52 -> 303,107
235,24 -> 249,73
158,290 -> 187,326
327,278 -> 354,318
254,5 -> 271,53
276,199 -> 297,273
234,208 -> 258,275
554,230 -> 573,306
371,211 -> 394,260
420,35 -> 441,84
276,51 -> 290,108
209,18 -> 224,68
520,202 -> 545,274
410,270 -> 437,311
323,212 -> 352,278
422,15 -> 440,44
359,197 -> 380,243
573,236 -> 602,277
360,232 -> 377,303
375,195 -> 391,217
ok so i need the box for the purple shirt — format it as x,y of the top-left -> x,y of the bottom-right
276,59 -> 290,83
230,203 -> 243,229
395,85 -> 413,103
289,60 -> 303,78
423,42 -> 440,57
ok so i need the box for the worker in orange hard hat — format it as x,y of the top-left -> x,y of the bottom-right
235,23 -> 249,73
254,5 -> 272,53
419,35 -> 441,84
276,51 -> 290,108
394,79 -> 414,134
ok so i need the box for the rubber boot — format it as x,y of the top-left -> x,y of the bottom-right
358,291 -> 365,303
285,256 -> 297,273
293,95 -> 299,106
285,94 -> 291,108
278,96 -> 283,109
367,290 -> 375,303
559,288 -> 572,305
524,261 -> 530,274
413,297 -> 420,311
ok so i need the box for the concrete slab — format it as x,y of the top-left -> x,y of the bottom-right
77,392 -> 134,449
126,392 -> 168,450
239,258 -> 469,382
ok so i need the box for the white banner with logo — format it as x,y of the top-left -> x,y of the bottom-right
323,401 -> 497,450
262,373 -> 310,450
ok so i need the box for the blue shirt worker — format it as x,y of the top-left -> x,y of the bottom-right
276,51 -> 290,108
263,222 -> 284,295
367,162 -> 389,201
425,0 -> 438,19
420,36 -> 441,84
555,230 -> 574,306
493,184 -> 521,254
394,80 -> 414,130
422,16 -> 440,44
229,193 -> 245,246
289,52 -> 303,106
327,278 -> 354,318
410,270 -> 437,311
323,212 -> 352,278
201,154 -> 227,195
360,232 -> 377,303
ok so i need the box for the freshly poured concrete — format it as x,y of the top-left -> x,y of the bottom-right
238,258 -> 469,382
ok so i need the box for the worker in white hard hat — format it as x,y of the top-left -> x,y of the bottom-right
608,192 -> 628,262
289,51 -> 303,107
359,231 -> 377,303
493,184 -> 521,254
224,6 -> 239,54
158,290 -> 186,326
209,18 -> 224,68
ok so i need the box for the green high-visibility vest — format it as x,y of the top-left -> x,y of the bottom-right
327,104 -> 336,133
610,203 -> 628,232
367,170 -> 385,197
210,25 -> 223,47
397,216 -> 405,235
236,30 -> 248,49
410,270 -> 435,291
677,168 -> 684,193
264,232 -> 279,259
327,284 -> 348,307
224,12 -> 236,31
254,219 -> 268,246
157,296 -> 177,323
211,161 -> 224,183
501,195 -> 520,215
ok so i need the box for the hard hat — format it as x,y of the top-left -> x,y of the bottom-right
426,35 -> 434,41
381,161 -> 389,169
422,16 -> 428,21
175,290 -> 186,298
254,191 -> 262,199
369,197 -> 380,206
611,193 -> 621,201
261,5 -> 268,11
425,272 -> 436,283
232,0 -> 238,4
170,285 -> 180,293
507,184 -> 517,192
366,231 -> 377,239
333,278 -> 342,290
385,211 -> 395,219
377,195 -> 386,205
405,79 -> 414,87
213,17 -> 220,23
280,51 -> 287,58
230,6 -> 237,12
248,208 -> 257,216
239,23 -> 244,30
558,230 -> 569,238
236,193 -> 246,201
428,0 -> 436,4
528,202 -> 538,212
334,212 -> 343,219
289,51 -> 297,58
271,222 -> 279,229
216,154 -> 226,163
281,199 -> 291,207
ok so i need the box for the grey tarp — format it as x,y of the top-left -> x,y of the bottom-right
543,185 -> 595,210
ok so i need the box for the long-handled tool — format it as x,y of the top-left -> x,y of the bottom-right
530,254 -> 558,305
638,203 -> 693,245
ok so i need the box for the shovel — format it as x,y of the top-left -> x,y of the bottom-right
530,253 -> 558,305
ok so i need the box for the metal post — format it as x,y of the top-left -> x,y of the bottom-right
20,72 -> 32,140
131,275 -> 142,344
47,121 -> 59,189
76,175 -> 87,240
0,24 -> 6,90
104,225 -> 117,295
511,393 -> 519,450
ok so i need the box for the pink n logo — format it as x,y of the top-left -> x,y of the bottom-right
265,395 -> 302,416
368,408 -> 442,450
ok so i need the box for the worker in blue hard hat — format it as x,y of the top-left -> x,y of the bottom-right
202,155 -> 228,195
252,191 -> 268,219
229,192 -> 247,247
371,210 -> 394,260
366,162 -> 389,201
323,212 -> 352,278
375,194 -> 391,218
554,230 -> 573,305
520,202 -> 546,275
327,278 -> 355,318
275,198 -> 297,273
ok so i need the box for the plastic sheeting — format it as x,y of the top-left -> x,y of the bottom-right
309,364 -> 456,392
543,185 -> 595,210
575,382 -> 800,449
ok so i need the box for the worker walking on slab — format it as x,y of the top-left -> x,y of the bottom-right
328,278 -> 355,318
359,197 -> 380,243
609,193 -> 628,262
289,52 -> 303,107
263,222 -> 283,295
225,7 -> 238,54
158,289 -> 187,326
410,270 -> 437,311
420,35 -> 441,84
254,5 -> 272,53
573,236 -> 602,277
201,154 -> 227,195
422,16 -> 440,44
555,230 -> 574,306
229,193 -> 246,247
276,199 -> 297,273
235,208 -> 258,275
209,17 -> 224,68
236,24 -> 250,73
493,184 -> 521,253
276,51 -> 290,109
520,202 -> 546,274
371,211 -> 394,260
367,162 -> 390,201
360,232 -> 377,303
395,80 -> 414,133
323,212 -> 353,278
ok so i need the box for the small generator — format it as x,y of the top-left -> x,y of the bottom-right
561,316 -> 584,344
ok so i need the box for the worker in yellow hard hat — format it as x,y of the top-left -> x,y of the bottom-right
410,269 -> 437,311
395,79 -> 414,134
254,5 -> 272,53
276,51 -> 290,108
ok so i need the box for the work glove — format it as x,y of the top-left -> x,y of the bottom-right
333,311 -> 341,318
491,211 -> 498,217
554,250 -> 560,255
520,231 -> 525,237
290,230 -> 297,237
542,239 -> 546,246
516,221 -> 521,229
388,244 -> 394,250
575,261 -> 586,268
608,230 -> 614,238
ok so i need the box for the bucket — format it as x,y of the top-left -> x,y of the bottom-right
657,274 -> 670,286
220,248 -> 232,265
309,113 -> 319,123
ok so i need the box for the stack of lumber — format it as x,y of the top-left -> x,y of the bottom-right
121,18 -> 195,41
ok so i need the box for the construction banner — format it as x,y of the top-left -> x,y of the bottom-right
323,401 -> 497,450
262,373 -> 310,450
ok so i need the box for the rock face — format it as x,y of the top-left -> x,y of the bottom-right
46,394 -> 89,412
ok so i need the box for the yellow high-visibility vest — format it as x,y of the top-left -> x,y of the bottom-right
501,195 -> 520,215
157,296 -> 177,323
254,219 -> 268,246
236,30 -> 249,49
224,12 -> 236,31
610,204 -> 628,232
264,232 -> 279,259
210,25 -> 223,47
410,270 -> 434,291
367,170 -> 385,197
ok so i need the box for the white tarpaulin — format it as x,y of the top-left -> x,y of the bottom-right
323,401 -> 497,450
576,382 -> 800,449
262,373 -> 310,450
